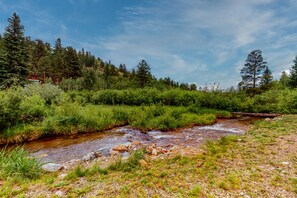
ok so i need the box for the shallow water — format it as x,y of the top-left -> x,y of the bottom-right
24,116 -> 261,163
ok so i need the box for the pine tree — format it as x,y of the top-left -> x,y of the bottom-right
289,56 -> 297,88
53,38 -> 64,81
3,12 -> 29,87
64,46 -> 81,79
260,66 -> 273,85
240,50 -> 267,89
279,71 -> 289,88
0,35 -> 9,88
136,59 -> 152,88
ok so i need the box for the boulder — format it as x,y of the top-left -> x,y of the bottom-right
112,145 -> 128,152
42,163 -> 64,172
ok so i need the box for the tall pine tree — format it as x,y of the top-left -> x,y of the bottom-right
2,13 -> 29,87
240,50 -> 267,89
136,59 -> 152,88
289,55 -> 297,88
260,66 -> 273,85
0,35 -> 9,88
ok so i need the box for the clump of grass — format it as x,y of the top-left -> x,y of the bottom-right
188,184 -> 202,196
0,146 -> 41,180
66,164 -> 108,180
108,149 -> 146,172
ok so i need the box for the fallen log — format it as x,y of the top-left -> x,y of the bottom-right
232,112 -> 281,118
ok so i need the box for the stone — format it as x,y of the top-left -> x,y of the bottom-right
139,159 -> 148,167
42,163 -> 64,172
152,149 -> 158,156
58,174 -> 67,180
281,161 -> 290,165
55,190 -> 64,196
82,151 -> 101,161
112,145 -> 128,152
132,141 -> 141,145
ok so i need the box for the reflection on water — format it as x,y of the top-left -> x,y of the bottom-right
23,116 -> 261,163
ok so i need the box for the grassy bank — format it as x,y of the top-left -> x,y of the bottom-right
0,104 -> 230,144
1,115 -> 296,197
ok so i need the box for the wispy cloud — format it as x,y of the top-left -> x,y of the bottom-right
2,0 -> 297,88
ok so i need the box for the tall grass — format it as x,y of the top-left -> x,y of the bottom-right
0,146 -> 41,180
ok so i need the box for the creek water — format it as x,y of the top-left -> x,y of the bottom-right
24,116 -> 261,163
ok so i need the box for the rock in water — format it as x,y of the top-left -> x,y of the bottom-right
132,141 -> 141,145
42,163 -> 64,172
112,145 -> 128,152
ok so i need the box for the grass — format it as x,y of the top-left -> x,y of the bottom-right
0,146 -> 41,180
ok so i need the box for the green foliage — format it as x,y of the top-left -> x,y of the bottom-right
0,146 -> 41,179
22,83 -> 64,105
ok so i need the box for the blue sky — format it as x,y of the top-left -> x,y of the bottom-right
1,0 -> 297,88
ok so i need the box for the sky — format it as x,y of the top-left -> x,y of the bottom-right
1,0 -> 297,88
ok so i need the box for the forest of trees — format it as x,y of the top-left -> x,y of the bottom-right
1,13 -> 297,94
0,13 -> 196,91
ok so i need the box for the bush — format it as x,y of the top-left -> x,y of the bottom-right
22,83 -> 64,105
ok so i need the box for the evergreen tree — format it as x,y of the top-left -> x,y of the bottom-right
103,62 -> 111,89
64,46 -> 81,79
289,56 -> 297,88
279,71 -> 289,88
0,35 -> 9,88
3,12 -> 29,87
136,59 -> 152,88
53,38 -> 64,81
260,66 -> 273,85
240,50 -> 267,89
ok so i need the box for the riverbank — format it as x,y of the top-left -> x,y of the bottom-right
1,115 -> 296,197
0,105 -> 230,145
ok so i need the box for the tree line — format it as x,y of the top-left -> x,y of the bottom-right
0,13 -> 196,91
1,13 -> 297,94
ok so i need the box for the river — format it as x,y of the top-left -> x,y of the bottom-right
23,116 -> 261,163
